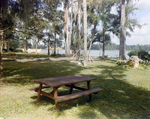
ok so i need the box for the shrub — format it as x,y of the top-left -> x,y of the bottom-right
140,60 -> 150,70
126,60 -> 135,68
138,50 -> 150,61
128,50 -> 150,61
115,60 -> 126,66
141,60 -> 150,66
127,50 -> 138,57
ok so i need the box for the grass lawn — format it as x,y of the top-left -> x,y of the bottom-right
0,58 -> 150,119
2,53 -> 51,59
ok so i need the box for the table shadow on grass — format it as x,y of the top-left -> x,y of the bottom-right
1,60 -> 84,85
76,66 -> 150,119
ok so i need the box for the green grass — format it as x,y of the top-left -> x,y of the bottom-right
2,52 -> 67,60
2,53 -> 51,59
0,58 -> 150,119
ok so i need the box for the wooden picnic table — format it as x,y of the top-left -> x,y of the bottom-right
30,75 -> 103,111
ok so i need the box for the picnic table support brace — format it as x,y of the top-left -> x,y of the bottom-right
37,84 -> 42,101
65,84 -> 87,91
54,87 -> 59,111
87,81 -> 92,101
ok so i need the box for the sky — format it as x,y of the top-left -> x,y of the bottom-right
111,0 -> 150,45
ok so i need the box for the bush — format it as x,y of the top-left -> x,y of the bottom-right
126,60 -> 135,68
140,60 -> 150,70
115,60 -> 126,66
138,50 -> 150,61
141,60 -> 150,66
128,50 -> 150,61
127,50 -> 138,57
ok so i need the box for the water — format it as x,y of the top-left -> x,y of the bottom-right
42,49 -> 130,59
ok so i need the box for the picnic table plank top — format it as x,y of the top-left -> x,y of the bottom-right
33,75 -> 96,87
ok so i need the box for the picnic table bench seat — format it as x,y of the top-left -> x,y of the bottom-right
28,85 -> 51,91
54,88 -> 103,102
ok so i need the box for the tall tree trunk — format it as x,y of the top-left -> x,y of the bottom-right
64,0 -> 69,55
119,0 -> 126,60
65,35 -> 67,54
102,27 -> 105,59
54,31 -> 56,55
88,23 -> 97,61
0,41 -> 3,53
48,39 -> 50,55
0,40 -> 2,76
66,14 -> 69,55
26,40 -> 28,52
0,8 -> 3,77
24,24 -> 28,53
24,41 -> 26,53
7,39 -> 10,52
78,0 -> 81,60
83,0 -> 87,66
35,41 -> 38,54
71,37 -> 74,55
68,1 -> 73,55
0,50 -> 2,77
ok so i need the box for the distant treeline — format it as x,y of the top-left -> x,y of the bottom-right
42,43 -> 150,51
91,43 -> 150,51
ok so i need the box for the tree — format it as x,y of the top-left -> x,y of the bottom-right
63,0 -> 69,55
0,0 -> 18,77
83,0 -> 87,66
44,0 -> 64,55
119,0 -> 126,60
18,1 -> 33,52
87,0 -> 116,59
68,1 -> 78,55
43,28 -> 54,55
0,0 -> 43,76
28,14 -> 46,54
87,4 -> 100,61
77,0 -> 82,60
110,0 -> 142,60
101,13 -> 116,58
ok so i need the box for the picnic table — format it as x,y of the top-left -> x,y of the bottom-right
29,75 -> 103,111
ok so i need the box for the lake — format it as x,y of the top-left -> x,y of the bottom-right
42,49 -> 130,59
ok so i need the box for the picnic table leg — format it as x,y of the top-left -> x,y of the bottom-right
87,81 -> 92,101
37,84 -> 42,101
69,84 -> 74,94
54,87 -> 59,111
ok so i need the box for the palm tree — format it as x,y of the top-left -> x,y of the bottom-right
87,0 -> 116,59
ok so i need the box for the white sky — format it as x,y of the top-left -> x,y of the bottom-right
112,0 -> 150,45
